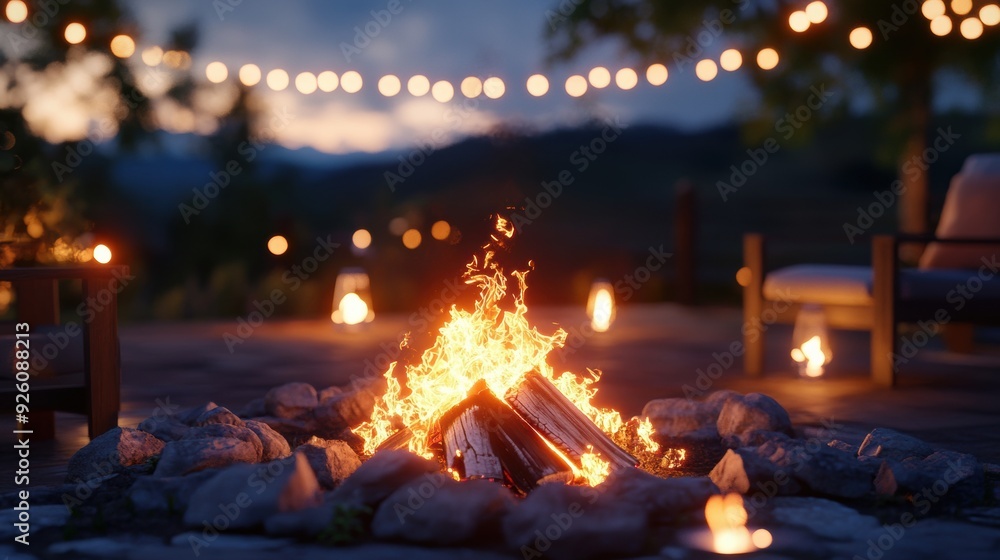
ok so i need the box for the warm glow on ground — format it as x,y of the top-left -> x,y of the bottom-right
526,74 -> 549,96
588,66 -> 611,88
239,64 -> 262,86
850,27 -> 874,49
431,80 -> 454,102
696,60 -> 719,81
378,75 -> 402,97
757,48 -> 780,70
565,75 -> 587,97
720,49 -> 742,71
352,229 -> 372,250
266,69 -> 290,91
431,220 -> 451,240
408,75 -> 430,96
110,35 -> 135,58
93,244 -> 112,264
615,68 -> 638,90
646,63 -> 668,85
267,235 -> 288,256
64,22 -> 86,45
317,71 -> 339,92
931,14 -> 954,35
483,77 -> 505,99
402,228 -> 422,249
461,77 -> 482,98
341,71 -> 363,93
5,0 -> 27,23
296,72 -> 318,94
205,62 -> 228,84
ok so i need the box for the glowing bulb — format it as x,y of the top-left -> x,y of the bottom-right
296,72 -> 318,94
751,529 -> 773,549
720,49 -> 742,71
431,220 -> 451,241
267,235 -> 288,256
757,48 -> 779,70
142,46 -> 163,66
110,35 -> 136,58
922,0 -> 946,19
205,61 -> 228,84
402,229 -> 422,249
317,71 -> 339,92
266,69 -> 289,91
461,76 -> 482,98
64,22 -> 86,45
952,0 -> 973,16
483,77 -> 505,99
930,15 -> 953,35
5,0 -> 27,23
805,1 -> 828,23
960,16 -> 983,38
341,71 -> 363,93
565,75 -> 588,97
849,27 -> 874,49
695,60 -> 719,81
353,229 -> 372,250
431,80 -> 454,102
615,68 -> 638,89
789,11 -> 811,32
337,293 -> 369,326
588,66 -> 611,88
735,266 -> 753,287
408,75 -> 430,96
378,74 -> 401,97
982,4 -> 1000,25
239,64 -> 261,86
646,63 -> 668,85
526,74 -> 550,96
93,244 -> 112,264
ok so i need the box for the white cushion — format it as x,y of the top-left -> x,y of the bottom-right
763,265 -> 873,306
920,156 -> 1000,270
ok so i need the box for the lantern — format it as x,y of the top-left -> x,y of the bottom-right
586,279 -> 616,333
790,304 -> 832,377
331,267 -> 374,325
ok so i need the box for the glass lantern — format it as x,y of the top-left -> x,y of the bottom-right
331,267 -> 375,325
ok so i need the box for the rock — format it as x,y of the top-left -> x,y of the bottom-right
127,469 -> 218,513
296,437 -> 362,489
716,393 -> 792,442
704,390 -> 744,415
641,398 -> 718,440
828,439 -> 857,454
332,450 -> 439,508
502,482 -> 648,560
753,436 -> 873,499
709,448 -> 802,496
601,468 -> 718,521
265,382 -> 319,419
238,397 -> 268,418
0,504 -> 70,539
183,453 -> 321,529
875,450 -> 985,508
314,377 -> 385,428
182,424 -> 264,459
769,497 -> 880,541
265,501 -> 343,537
194,406 -> 244,427
154,437 -> 260,477
373,476 -> 514,544
177,402 -> 219,425
858,428 -> 934,462
138,415 -> 189,442
66,428 -> 165,483
318,385 -> 344,403
246,420 -> 291,461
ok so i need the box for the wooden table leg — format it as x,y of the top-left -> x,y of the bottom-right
83,278 -> 120,438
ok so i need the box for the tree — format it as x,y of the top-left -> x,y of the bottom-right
546,0 -> 1000,236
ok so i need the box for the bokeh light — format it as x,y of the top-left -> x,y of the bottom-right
110,35 -> 136,58
142,46 -> 163,66
960,16 -> 983,38
93,244 -> 112,264
696,60 -> 719,81
922,0 -> 946,19
318,71 -> 339,92
461,76 -> 483,98
565,75 -> 588,97
267,235 -> 288,256
849,27 -> 874,49
588,66 -> 611,88
402,229 -> 422,249
751,529 -> 773,549
431,220 -> 451,240
806,1 -> 828,23
296,72 -> 318,94
388,217 -> 409,236
930,15 -> 953,35
646,63 -> 668,85
5,0 -> 27,23
615,68 -> 638,90
952,0 -> 973,16
408,75 -> 430,96
735,267 -> 753,287
432,80 -> 454,102
757,48 -> 780,70
526,74 -> 550,96
483,77 -> 505,99
720,49 -> 743,71
353,229 -> 372,250
982,4 -> 1000,25
341,71 -> 363,93
789,11 -> 810,32
205,61 -> 228,84
64,22 -> 86,44
378,74 -> 402,97
266,69 -> 289,91
239,64 -> 262,86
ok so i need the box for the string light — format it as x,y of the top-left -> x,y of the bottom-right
789,11 -> 810,32
526,74 -> 549,96
353,229 -> 372,250
646,63 -> 668,85
696,60 -> 719,81
267,235 -> 288,255
266,69 -> 289,91
588,66 -> 611,88
407,75 -> 430,96
930,15 -> 953,35
5,0 -> 27,23
483,77 -> 505,99
378,74 -> 402,97
432,80 -> 454,102
951,0 -> 973,16
318,71 -> 339,92
849,27 -> 874,49
566,74 -> 587,97
615,68 -> 638,89
341,70 -> 363,93
64,22 -> 86,44
720,49 -> 743,71
402,229 -> 422,249
239,64 -> 262,86
110,34 -> 136,58
805,1 -> 828,23
205,61 -> 228,83
922,0 -> 946,19
960,16 -> 983,38
461,76 -> 483,98
296,72 -> 318,94
757,48 -> 780,70
142,46 -> 163,67
982,4 -> 1000,25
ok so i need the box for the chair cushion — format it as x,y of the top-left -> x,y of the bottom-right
898,268 -> 1000,301
763,265 -> 873,306
920,156 -> 1000,270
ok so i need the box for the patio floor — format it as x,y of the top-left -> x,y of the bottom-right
4,303 -> 1000,491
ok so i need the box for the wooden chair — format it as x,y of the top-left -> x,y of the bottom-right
743,155 -> 1000,386
0,266 -> 128,439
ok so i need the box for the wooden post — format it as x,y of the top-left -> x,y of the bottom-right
871,236 -> 898,387
82,277 -> 120,437
675,179 -> 697,305
14,279 -> 59,439
743,234 -> 766,376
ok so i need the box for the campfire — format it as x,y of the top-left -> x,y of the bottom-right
352,217 -> 675,492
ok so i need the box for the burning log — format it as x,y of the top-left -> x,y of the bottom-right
505,371 -> 638,470
375,426 -> 415,453
439,382 -> 574,493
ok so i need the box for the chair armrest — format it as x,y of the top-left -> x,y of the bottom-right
895,234 -> 1000,245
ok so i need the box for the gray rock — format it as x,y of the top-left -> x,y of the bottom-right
138,415 -> 189,442
717,393 -> 792,441
0,504 -> 69,540
177,402 -> 219,425
265,382 -> 319,419
154,437 -> 260,477
875,450 -> 985,508
601,468 -> 718,521
332,450 -> 439,508
194,406 -> 244,427
641,398 -> 718,440
858,428 -> 934,462
238,397 -> 268,418
296,437 -> 362,489
704,390 -> 744,415
502,482 -> 648,560
314,377 -> 385,428
318,385 -> 344,403
373,475 -> 513,544
183,453 -> 321,529
753,436 -> 873,499
245,420 -> 291,461
66,428 -> 165,483
127,469 -> 219,513
182,424 -> 263,459
769,497 -> 880,541
265,501 -> 340,537
709,448 -> 802,496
